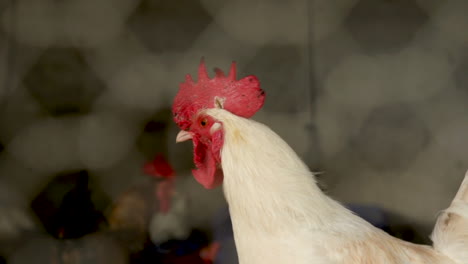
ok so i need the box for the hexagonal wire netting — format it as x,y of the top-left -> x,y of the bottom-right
0,0 -> 467,263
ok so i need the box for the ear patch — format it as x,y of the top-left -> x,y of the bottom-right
210,122 -> 222,134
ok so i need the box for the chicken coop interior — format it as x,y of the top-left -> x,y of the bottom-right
0,0 -> 467,263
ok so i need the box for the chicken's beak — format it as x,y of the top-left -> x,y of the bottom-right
176,130 -> 193,143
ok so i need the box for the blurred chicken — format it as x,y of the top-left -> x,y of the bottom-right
108,153 -> 222,263
171,60 -> 468,264
107,154 -> 178,251
0,181 -> 36,257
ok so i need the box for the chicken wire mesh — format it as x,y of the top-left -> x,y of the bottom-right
0,0 -> 467,263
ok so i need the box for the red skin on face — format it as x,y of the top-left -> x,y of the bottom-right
172,60 -> 265,189
188,115 -> 224,189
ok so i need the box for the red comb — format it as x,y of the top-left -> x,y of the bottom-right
172,59 -> 266,130
143,154 -> 175,179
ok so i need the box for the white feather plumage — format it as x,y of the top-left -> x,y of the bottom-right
203,108 -> 467,264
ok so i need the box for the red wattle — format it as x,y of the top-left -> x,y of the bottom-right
191,133 -> 224,189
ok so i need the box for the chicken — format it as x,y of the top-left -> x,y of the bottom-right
143,154 -> 223,246
170,59 -> 468,264
143,154 -> 177,214
107,154 -> 181,251
109,152 -> 223,261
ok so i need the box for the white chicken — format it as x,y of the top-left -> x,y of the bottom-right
171,60 -> 468,264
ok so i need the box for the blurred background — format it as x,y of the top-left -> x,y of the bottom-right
0,0 -> 467,263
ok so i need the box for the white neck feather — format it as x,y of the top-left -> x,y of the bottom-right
205,109 -> 351,232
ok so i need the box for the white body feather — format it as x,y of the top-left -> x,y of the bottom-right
205,108 -> 467,264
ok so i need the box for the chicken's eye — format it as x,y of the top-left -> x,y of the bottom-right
200,118 -> 208,127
